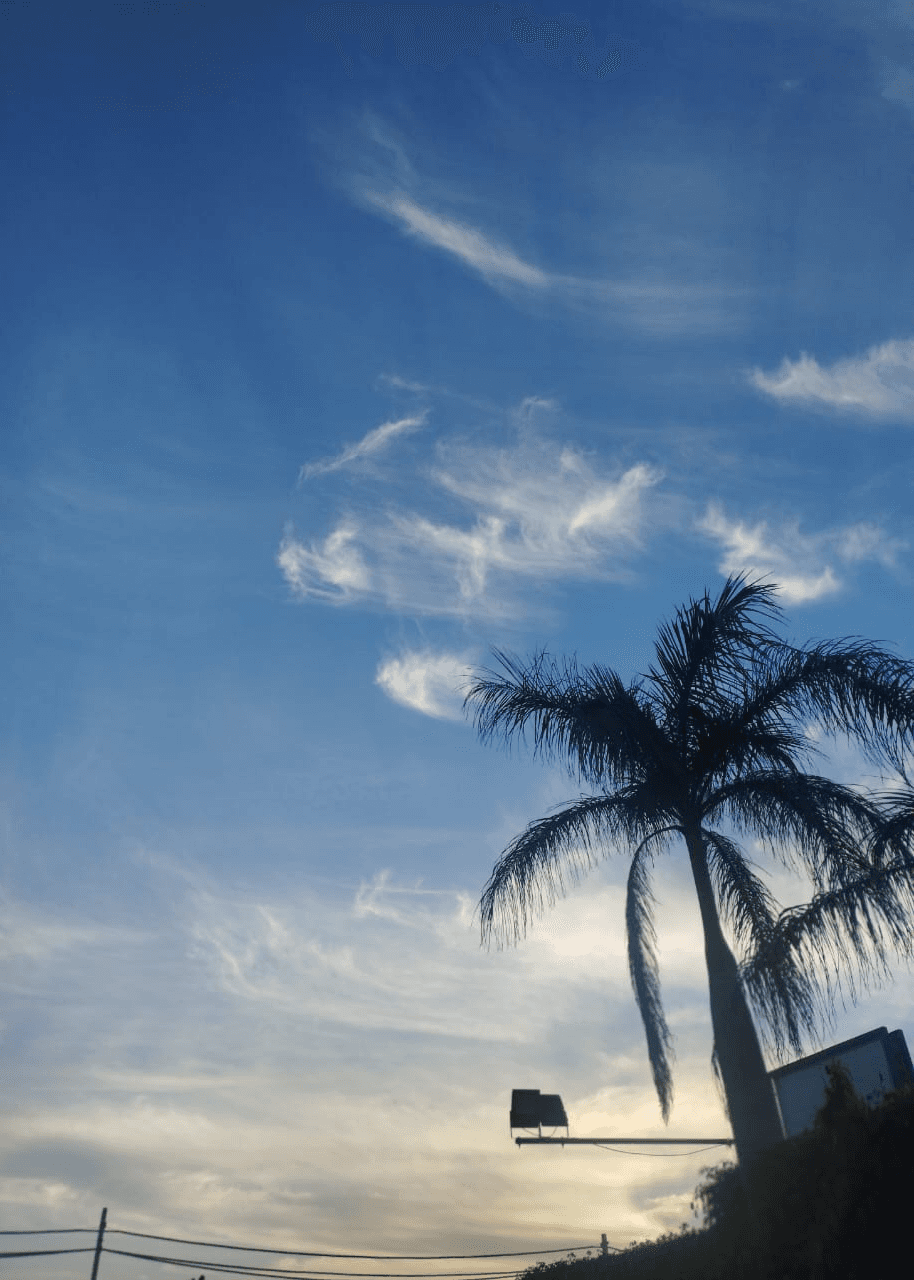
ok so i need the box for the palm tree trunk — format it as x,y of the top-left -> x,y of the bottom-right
684,824 -> 784,1168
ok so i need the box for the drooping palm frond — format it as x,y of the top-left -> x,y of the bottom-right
477,791 -> 661,947
626,836 -> 676,1121
704,773 -> 885,890
739,934 -> 833,1064
701,830 -> 823,1057
702,829 -> 780,951
868,787 -> 914,865
465,650 -> 676,791
741,856 -> 914,1018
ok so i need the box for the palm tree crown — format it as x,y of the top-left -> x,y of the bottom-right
465,575 -> 914,1166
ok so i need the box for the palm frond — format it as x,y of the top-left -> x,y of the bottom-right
701,830 -> 823,1057
465,650 -> 675,790
647,574 -> 784,717
868,787 -> 914,865
687,711 -> 810,786
754,640 -> 914,775
705,773 -> 885,890
702,829 -> 779,950
626,836 -> 676,1121
741,857 -> 914,1019
477,791 -> 658,948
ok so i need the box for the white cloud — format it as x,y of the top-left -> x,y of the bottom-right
375,650 -> 473,719
364,190 -> 549,287
277,522 -> 371,601
279,427 -> 665,618
299,412 -> 426,481
749,339 -> 914,419
697,502 -> 905,603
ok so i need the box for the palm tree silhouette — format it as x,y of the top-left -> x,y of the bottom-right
465,575 -> 914,1166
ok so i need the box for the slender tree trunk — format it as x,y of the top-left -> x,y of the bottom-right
684,824 -> 784,1168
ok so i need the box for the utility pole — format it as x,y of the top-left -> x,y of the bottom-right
600,1234 -> 608,1258
89,1207 -> 107,1280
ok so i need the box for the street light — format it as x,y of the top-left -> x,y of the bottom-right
509,1089 -> 733,1148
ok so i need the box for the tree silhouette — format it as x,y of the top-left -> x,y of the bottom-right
465,575 -> 914,1166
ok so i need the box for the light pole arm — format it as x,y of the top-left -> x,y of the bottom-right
515,1136 -> 733,1146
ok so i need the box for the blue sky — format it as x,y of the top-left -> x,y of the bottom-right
3,0 -> 914,1273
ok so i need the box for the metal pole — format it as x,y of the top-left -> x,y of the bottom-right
515,1136 -> 733,1145
600,1234 -> 608,1257
89,1207 -> 107,1280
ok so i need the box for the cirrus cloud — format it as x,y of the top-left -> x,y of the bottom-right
697,501 -> 906,603
749,339 -> 914,420
277,522 -> 370,602
278,429 -> 665,619
299,412 -> 427,482
363,189 -> 550,287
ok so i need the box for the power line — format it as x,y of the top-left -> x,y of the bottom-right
108,1229 -> 597,1260
0,1228 -> 96,1235
104,1248 -> 532,1279
590,1143 -> 729,1158
0,1247 -> 95,1259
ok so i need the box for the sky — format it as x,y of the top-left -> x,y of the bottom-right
2,0 -> 914,1275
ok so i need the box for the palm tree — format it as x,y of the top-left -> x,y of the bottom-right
465,575 -> 914,1167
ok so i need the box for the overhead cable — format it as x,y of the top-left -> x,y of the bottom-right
104,1248 -> 529,1279
0,1247 -> 95,1259
108,1229 -> 595,1259
0,1228 -> 96,1235
592,1142 -> 728,1158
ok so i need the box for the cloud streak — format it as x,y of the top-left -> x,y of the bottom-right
299,413 -> 427,481
279,428 -> 665,619
357,186 -> 745,334
750,339 -> 914,420
697,501 -> 906,603
365,191 -> 550,287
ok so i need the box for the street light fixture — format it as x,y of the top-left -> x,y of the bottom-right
509,1089 -> 733,1148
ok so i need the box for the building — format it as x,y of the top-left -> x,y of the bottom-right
769,1026 -> 914,1139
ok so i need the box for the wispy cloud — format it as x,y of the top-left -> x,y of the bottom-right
749,339 -> 914,420
697,501 -> 906,603
277,521 -> 371,602
299,413 -> 427,481
308,110 -> 752,335
279,424 -> 665,619
0,896 -> 149,964
364,190 -> 550,287
362,188 -> 746,332
376,649 -> 473,719
378,373 -> 433,394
